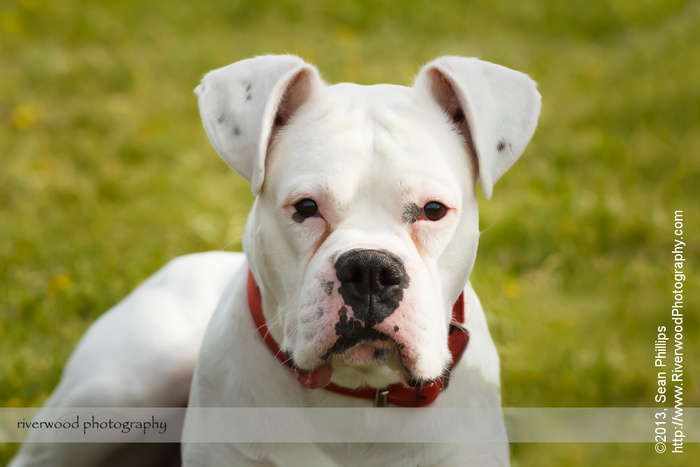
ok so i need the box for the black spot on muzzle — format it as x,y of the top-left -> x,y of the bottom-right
321,309 -> 392,360
334,249 -> 409,326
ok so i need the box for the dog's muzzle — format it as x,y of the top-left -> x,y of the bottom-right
319,249 -> 411,362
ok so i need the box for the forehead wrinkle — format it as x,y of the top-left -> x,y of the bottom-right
281,177 -> 349,212
273,82 -> 465,214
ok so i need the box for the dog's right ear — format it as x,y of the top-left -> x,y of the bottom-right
196,55 -> 322,195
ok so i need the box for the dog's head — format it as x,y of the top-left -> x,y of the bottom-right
196,55 -> 540,389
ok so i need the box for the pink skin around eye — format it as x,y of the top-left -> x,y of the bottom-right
418,202 -> 448,222
411,199 -> 454,223
286,197 -> 326,225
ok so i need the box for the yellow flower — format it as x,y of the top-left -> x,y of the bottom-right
506,280 -> 520,299
47,275 -> 73,295
11,104 -> 44,130
6,397 -> 25,408
0,10 -> 22,36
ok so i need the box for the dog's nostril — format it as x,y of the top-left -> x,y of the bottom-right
379,269 -> 401,286
345,266 -> 398,289
336,264 -> 363,285
351,268 -> 364,285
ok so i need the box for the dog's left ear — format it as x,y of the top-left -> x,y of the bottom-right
196,55 -> 322,195
415,57 -> 541,199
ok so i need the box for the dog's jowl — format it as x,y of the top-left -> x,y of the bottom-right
11,55 -> 540,467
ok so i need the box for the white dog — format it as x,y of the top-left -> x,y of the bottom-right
11,55 -> 540,467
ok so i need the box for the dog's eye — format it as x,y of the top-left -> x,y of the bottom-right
423,201 -> 447,221
293,198 -> 319,220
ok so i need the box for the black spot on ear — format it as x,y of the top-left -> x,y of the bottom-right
497,139 -> 507,152
452,109 -> 465,124
274,114 -> 285,126
402,203 -> 422,224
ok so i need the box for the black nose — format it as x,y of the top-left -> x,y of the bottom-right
335,249 -> 410,325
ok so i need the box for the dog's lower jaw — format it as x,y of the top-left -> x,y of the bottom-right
290,341 -> 451,391
289,349 -> 410,390
325,354 -> 407,389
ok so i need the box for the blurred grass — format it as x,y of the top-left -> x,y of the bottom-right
1,0 -> 698,465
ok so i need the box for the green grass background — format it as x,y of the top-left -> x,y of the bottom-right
1,0 -> 698,465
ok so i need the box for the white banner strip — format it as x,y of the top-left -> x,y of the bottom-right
1,408 -> 697,444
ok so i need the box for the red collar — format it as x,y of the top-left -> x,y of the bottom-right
247,270 -> 469,407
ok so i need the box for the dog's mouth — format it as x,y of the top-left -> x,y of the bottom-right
287,339 -> 404,390
341,341 -> 395,365
285,283 -> 450,390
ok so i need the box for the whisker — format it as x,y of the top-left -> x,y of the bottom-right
217,235 -> 244,252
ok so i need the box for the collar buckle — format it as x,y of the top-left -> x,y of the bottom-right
375,388 -> 390,407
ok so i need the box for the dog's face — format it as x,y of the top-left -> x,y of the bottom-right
254,83 -> 480,387
196,55 -> 540,388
